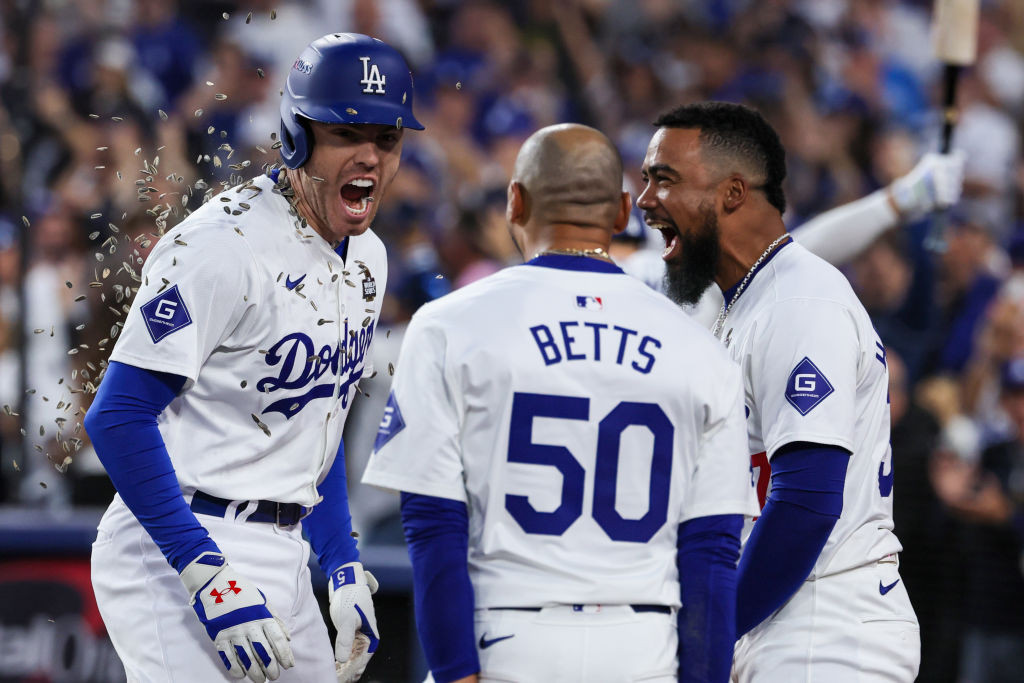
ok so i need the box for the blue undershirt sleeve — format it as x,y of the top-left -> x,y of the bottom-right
677,513 -> 742,683
735,442 -> 850,637
303,439 -> 359,574
83,360 -> 219,572
400,492 -> 478,683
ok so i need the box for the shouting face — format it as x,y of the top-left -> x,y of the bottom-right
293,121 -> 404,241
637,127 -> 722,305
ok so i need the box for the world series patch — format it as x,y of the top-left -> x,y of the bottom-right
785,357 -> 834,415
362,271 -> 376,301
140,285 -> 193,343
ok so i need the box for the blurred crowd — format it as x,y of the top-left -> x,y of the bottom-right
1,0 -> 1024,680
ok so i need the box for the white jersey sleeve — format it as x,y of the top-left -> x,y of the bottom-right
749,297 -> 859,458
361,312 -> 466,503
110,226 -> 258,383
680,360 -> 760,522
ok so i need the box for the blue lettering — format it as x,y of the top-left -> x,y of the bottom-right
613,326 -> 638,365
632,336 -> 661,374
256,319 -> 374,420
530,324 -> 562,365
584,322 -> 607,361
560,321 -> 585,361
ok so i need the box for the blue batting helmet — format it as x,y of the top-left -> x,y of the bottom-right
279,33 -> 424,169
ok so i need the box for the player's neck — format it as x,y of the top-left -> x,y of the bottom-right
715,223 -> 788,291
535,226 -> 615,262
283,169 -> 337,247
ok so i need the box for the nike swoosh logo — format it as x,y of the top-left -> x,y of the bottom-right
285,274 -> 306,290
478,633 -> 514,649
879,579 -> 900,595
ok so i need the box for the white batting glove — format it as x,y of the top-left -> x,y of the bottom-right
329,561 -> 380,682
889,150 -> 965,221
179,552 -> 295,682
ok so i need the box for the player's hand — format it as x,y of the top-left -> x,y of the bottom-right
329,561 -> 380,682
179,552 -> 294,682
888,150 -> 966,221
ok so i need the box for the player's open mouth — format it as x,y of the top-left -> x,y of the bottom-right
340,178 -> 375,218
647,220 -> 681,261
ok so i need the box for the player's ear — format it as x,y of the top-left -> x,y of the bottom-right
611,191 -> 631,236
506,181 -> 530,226
721,175 -> 747,214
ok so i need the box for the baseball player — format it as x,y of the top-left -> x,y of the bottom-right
85,33 -> 422,682
638,102 -> 920,681
362,124 -> 759,682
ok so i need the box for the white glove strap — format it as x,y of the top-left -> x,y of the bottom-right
180,551 -> 228,597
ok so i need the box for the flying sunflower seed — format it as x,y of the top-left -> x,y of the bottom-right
240,380 -> 247,388
194,108 -> 203,117
388,362 -> 395,376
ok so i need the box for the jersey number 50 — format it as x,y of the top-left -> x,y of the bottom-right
505,391 -> 672,543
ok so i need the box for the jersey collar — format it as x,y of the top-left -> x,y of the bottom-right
721,236 -> 792,307
524,253 -> 625,274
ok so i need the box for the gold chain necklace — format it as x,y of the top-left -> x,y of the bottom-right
536,247 -> 612,261
712,234 -> 789,339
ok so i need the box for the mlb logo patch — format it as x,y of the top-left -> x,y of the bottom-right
576,295 -> 603,311
785,357 -> 834,416
140,285 -> 192,343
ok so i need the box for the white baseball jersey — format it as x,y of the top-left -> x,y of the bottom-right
717,239 -> 901,577
108,172 -> 386,506
362,256 -> 758,608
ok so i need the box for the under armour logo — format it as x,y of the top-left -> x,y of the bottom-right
210,581 -> 242,603
359,57 -> 386,94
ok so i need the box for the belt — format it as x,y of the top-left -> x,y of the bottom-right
491,604 -> 671,615
190,490 -> 310,527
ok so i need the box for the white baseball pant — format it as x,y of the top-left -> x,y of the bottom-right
91,496 -> 337,682
424,604 -> 677,682
733,556 -> 920,682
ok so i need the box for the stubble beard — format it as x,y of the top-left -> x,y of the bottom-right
664,205 -> 721,306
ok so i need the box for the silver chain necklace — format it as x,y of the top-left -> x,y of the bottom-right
712,234 -> 789,339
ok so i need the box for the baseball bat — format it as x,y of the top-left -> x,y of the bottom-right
926,0 -> 979,251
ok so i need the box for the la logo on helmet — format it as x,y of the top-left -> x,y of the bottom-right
359,57 -> 386,94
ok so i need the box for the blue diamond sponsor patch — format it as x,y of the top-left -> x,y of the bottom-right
374,391 -> 405,451
140,284 -> 193,343
785,357 -> 834,416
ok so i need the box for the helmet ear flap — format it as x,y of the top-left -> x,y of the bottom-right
279,113 -> 312,169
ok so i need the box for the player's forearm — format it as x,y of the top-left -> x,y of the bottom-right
735,444 -> 849,636
84,361 -> 218,571
304,439 -> 359,574
791,190 -> 896,266
677,514 -> 742,683
401,492 -> 480,683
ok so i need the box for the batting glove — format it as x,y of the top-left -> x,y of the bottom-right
889,150 -> 966,221
179,552 -> 295,682
329,561 -> 380,682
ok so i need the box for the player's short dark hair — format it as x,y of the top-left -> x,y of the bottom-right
654,102 -> 787,215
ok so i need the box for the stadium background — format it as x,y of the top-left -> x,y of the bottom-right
0,0 -> 1022,681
